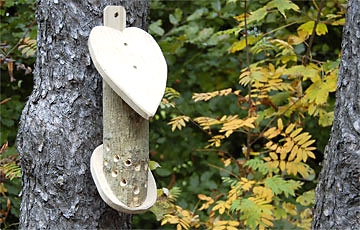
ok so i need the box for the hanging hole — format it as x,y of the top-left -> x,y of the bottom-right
120,178 -> 127,186
111,169 -> 118,177
134,186 -> 140,195
134,163 -> 141,172
113,154 -> 120,162
124,159 -> 132,166
114,12 -> 119,18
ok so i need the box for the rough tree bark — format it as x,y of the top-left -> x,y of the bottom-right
312,0 -> 360,228
17,0 -> 149,229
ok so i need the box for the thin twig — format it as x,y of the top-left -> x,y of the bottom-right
243,0 -> 253,159
303,0 -> 325,65
208,163 -> 240,179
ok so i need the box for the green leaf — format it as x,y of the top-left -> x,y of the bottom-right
284,65 -> 320,82
187,8 -> 208,21
264,176 -> 302,197
249,6 -> 268,23
149,20 -> 165,36
244,158 -> 275,175
174,8 -> 183,22
296,190 -> 315,206
319,111 -> 334,127
155,167 -> 172,177
169,14 -> 178,25
266,0 -> 300,18
149,160 -> 161,170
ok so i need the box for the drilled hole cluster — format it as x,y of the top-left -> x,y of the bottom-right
105,144 -> 149,206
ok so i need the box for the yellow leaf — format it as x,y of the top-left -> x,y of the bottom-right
288,145 -> 298,161
277,118 -> 284,131
168,116 -> 190,132
300,147 -> 309,162
177,223 -> 182,230
297,21 -> 314,37
282,138 -> 294,153
223,158 -> 232,167
306,150 -> 316,159
294,151 -> 303,163
263,157 -> 272,162
213,226 -> 226,230
331,18 -> 345,26
290,127 -> 303,138
194,116 -> 222,130
219,88 -> 233,96
198,194 -> 214,210
264,127 -> 281,139
227,227 -> 238,230
206,135 -> 225,148
316,22 -> 328,35
228,221 -> 240,226
253,186 -> 273,201
261,217 -> 274,227
301,139 -> 315,148
240,178 -> 256,191
304,79 -> 331,105
283,202 -> 297,216
266,141 -> 278,151
267,160 -> 279,169
229,35 -> 261,53
293,132 -> 311,143
212,201 -> 227,214
319,111 -> 334,127
270,152 -> 278,160
280,160 -> 286,171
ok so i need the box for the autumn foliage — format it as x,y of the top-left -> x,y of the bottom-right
150,0 -> 345,229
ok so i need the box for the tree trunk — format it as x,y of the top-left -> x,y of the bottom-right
312,0 -> 360,228
17,0 -> 149,229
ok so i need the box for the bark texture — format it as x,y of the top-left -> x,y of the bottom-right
312,0 -> 360,229
17,0 -> 149,229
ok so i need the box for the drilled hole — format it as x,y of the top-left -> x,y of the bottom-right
134,186 -> 140,195
124,159 -> 132,166
133,65 -> 137,69
124,42 -> 128,46
111,169 -> 118,177
114,12 -> 119,18
134,163 -> 141,171
120,178 -> 127,186
113,154 -> 120,162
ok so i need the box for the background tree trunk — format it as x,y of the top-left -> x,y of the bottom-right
17,0 -> 149,228
312,0 -> 360,228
